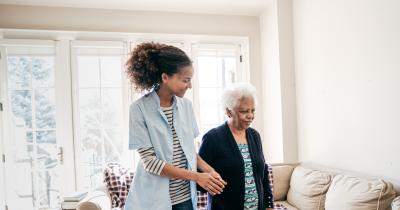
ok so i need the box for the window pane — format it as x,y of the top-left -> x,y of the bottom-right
78,56 -> 100,88
10,90 -> 32,129
32,56 -> 55,88
199,87 -> 222,124
101,88 -> 123,128
79,89 -> 101,129
79,129 -> 102,189
198,56 -> 220,87
73,45 -> 127,190
81,129 -> 102,157
195,46 -> 239,136
37,143 -> 58,171
36,131 -> 56,144
100,56 -> 122,88
224,57 -> 236,86
7,56 -> 31,89
35,170 -> 60,209
104,129 -> 123,163
35,88 -> 56,129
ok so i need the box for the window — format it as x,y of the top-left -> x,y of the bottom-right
192,44 -> 245,146
0,33 -> 249,209
71,41 -> 131,190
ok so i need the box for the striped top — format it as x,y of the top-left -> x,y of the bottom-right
238,143 -> 259,210
137,106 -> 191,205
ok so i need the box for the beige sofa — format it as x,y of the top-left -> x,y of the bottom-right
272,163 -> 400,210
77,163 -> 400,210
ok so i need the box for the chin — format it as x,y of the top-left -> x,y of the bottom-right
176,93 -> 185,98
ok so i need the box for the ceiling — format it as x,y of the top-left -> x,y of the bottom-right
0,0 -> 270,16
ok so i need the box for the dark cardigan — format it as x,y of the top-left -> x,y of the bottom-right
198,122 -> 274,210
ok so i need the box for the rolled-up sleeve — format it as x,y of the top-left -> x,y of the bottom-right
137,147 -> 166,175
129,103 -> 153,150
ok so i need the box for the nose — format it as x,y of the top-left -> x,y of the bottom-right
188,81 -> 192,89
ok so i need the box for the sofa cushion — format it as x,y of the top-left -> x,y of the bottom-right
392,196 -> 400,210
272,165 -> 295,201
325,174 -> 396,210
287,166 -> 332,210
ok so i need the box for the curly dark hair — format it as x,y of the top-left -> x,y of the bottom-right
125,42 -> 192,91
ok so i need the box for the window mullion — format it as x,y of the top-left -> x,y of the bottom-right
54,39 -> 76,195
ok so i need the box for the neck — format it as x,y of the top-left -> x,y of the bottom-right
156,85 -> 173,107
228,120 -> 247,144
228,120 -> 246,135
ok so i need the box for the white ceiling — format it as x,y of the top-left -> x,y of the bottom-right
0,0 -> 270,16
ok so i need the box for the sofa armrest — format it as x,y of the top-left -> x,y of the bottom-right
77,190 -> 111,210
393,196 -> 400,210
271,164 -> 295,201
77,202 -> 102,210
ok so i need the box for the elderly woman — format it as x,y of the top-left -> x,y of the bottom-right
198,83 -> 274,210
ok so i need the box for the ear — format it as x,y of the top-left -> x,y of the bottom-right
161,73 -> 169,83
226,108 -> 232,118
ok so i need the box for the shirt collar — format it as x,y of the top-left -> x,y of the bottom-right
148,90 -> 178,109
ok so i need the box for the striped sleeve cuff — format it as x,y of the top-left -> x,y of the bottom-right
137,147 -> 166,175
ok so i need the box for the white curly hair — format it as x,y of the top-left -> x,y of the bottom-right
221,83 -> 257,110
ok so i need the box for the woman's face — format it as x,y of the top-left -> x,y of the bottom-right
228,97 -> 255,130
162,65 -> 193,97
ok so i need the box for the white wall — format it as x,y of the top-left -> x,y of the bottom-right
260,0 -> 298,163
260,1 -> 284,163
293,0 -> 400,182
0,4 -> 265,135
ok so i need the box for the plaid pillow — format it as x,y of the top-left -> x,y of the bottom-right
197,191 -> 208,210
104,163 -> 134,209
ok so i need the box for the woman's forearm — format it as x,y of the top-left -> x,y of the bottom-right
160,163 -> 199,181
197,154 -> 215,173
159,155 -> 215,180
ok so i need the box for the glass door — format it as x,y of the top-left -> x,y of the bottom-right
0,41 -> 62,210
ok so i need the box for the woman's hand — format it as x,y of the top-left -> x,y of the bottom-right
266,208 -> 274,210
196,172 -> 227,196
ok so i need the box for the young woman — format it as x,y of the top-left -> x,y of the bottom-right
124,42 -> 226,210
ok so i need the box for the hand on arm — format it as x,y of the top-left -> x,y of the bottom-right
160,162 -> 226,195
138,147 -> 226,195
195,155 -> 227,195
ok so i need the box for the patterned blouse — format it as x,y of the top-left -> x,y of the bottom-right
238,143 -> 259,210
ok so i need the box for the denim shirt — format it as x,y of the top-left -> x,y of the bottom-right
124,90 -> 199,210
